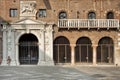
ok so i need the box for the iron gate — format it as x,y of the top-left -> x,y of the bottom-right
53,44 -> 71,64
97,44 -> 114,63
75,44 -> 93,63
19,42 -> 39,64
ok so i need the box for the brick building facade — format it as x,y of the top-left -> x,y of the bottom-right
0,0 -> 120,66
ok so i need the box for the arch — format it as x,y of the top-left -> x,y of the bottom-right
19,33 -> 39,65
76,37 -> 92,44
106,11 -> 114,19
75,37 -> 93,63
16,31 -> 41,45
88,12 -> 96,19
97,37 -> 114,64
59,11 -> 67,19
104,9 -> 117,18
15,31 -> 42,65
98,37 -> 113,44
19,33 -> 38,42
54,36 -> 70,44
53,36 -> 71,64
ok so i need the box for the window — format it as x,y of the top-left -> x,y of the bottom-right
88,12 -> 96,19
38,9 -> 46,18
107,12 -> 114,19
10,9 -> 18,17
59,12 -> 67,19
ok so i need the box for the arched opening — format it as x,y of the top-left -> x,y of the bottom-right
107,12 -> 114,19
59,11 -> 67,19
88,12 -> 96,26
75,37 -> 93,63
53,36 -> 71,64
88,12 -> 96,19
19,33 -> 39,65
97,37 -> 114,64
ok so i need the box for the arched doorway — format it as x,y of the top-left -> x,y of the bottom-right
75,37 -> 92,63
53,36 -> 71,64
19,33 -> 39,65
97,37 -> 114,64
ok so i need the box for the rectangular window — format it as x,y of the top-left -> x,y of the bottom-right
39,9 -> 46,18
10,9 -> 18,17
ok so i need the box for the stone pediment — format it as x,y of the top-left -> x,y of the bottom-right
11,18 -> 46,25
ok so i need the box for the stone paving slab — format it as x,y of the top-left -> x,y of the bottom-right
0,66 -> 120,80
74,66 -> 120,80
0,66 -> 95,80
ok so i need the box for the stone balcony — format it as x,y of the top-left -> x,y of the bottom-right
58,19 -> 119,29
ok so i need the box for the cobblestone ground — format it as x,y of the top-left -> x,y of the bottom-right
0,66 -> 120,80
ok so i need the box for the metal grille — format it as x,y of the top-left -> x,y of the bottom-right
53,44 -> 71,64
19,42 -> 39,64
75,44 -> 93,63
97,44 -> 114,64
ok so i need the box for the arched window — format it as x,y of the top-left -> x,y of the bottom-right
88,12 -> 96,19
107,12 -> 114,19
59,11 -> 67,19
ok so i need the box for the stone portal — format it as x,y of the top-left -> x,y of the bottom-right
1,18 -> 54,66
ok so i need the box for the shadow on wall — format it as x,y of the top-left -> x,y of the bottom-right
43,0 -> 52,10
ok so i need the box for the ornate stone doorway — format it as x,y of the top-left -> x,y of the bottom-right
19,33 -> 39,65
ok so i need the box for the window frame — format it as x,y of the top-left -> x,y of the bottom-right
106,12 -> 114,19
9,8 -> 18,17
59,11 -> 67,19
88,12 -> 96,19
38,9 -> 47,18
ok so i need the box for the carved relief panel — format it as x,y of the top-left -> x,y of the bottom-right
20,1 -> 37,19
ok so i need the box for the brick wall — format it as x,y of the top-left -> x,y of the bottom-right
0,0 -> 119,23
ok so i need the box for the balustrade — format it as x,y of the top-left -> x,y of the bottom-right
58,19 -> 119,29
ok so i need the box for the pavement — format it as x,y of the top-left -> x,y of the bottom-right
0,66 -> 120,80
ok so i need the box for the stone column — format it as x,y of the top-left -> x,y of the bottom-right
38,30 -> 45,65
6,28 -> 13,66
114,44 -> 120,66
40,25 -> 54,66
15,43 -> 20,65
1,30 -> 7,66
71,44 -> 75,65
10,30 -> 16,66
92,45 -> 97,66
46,26 -> 54,65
